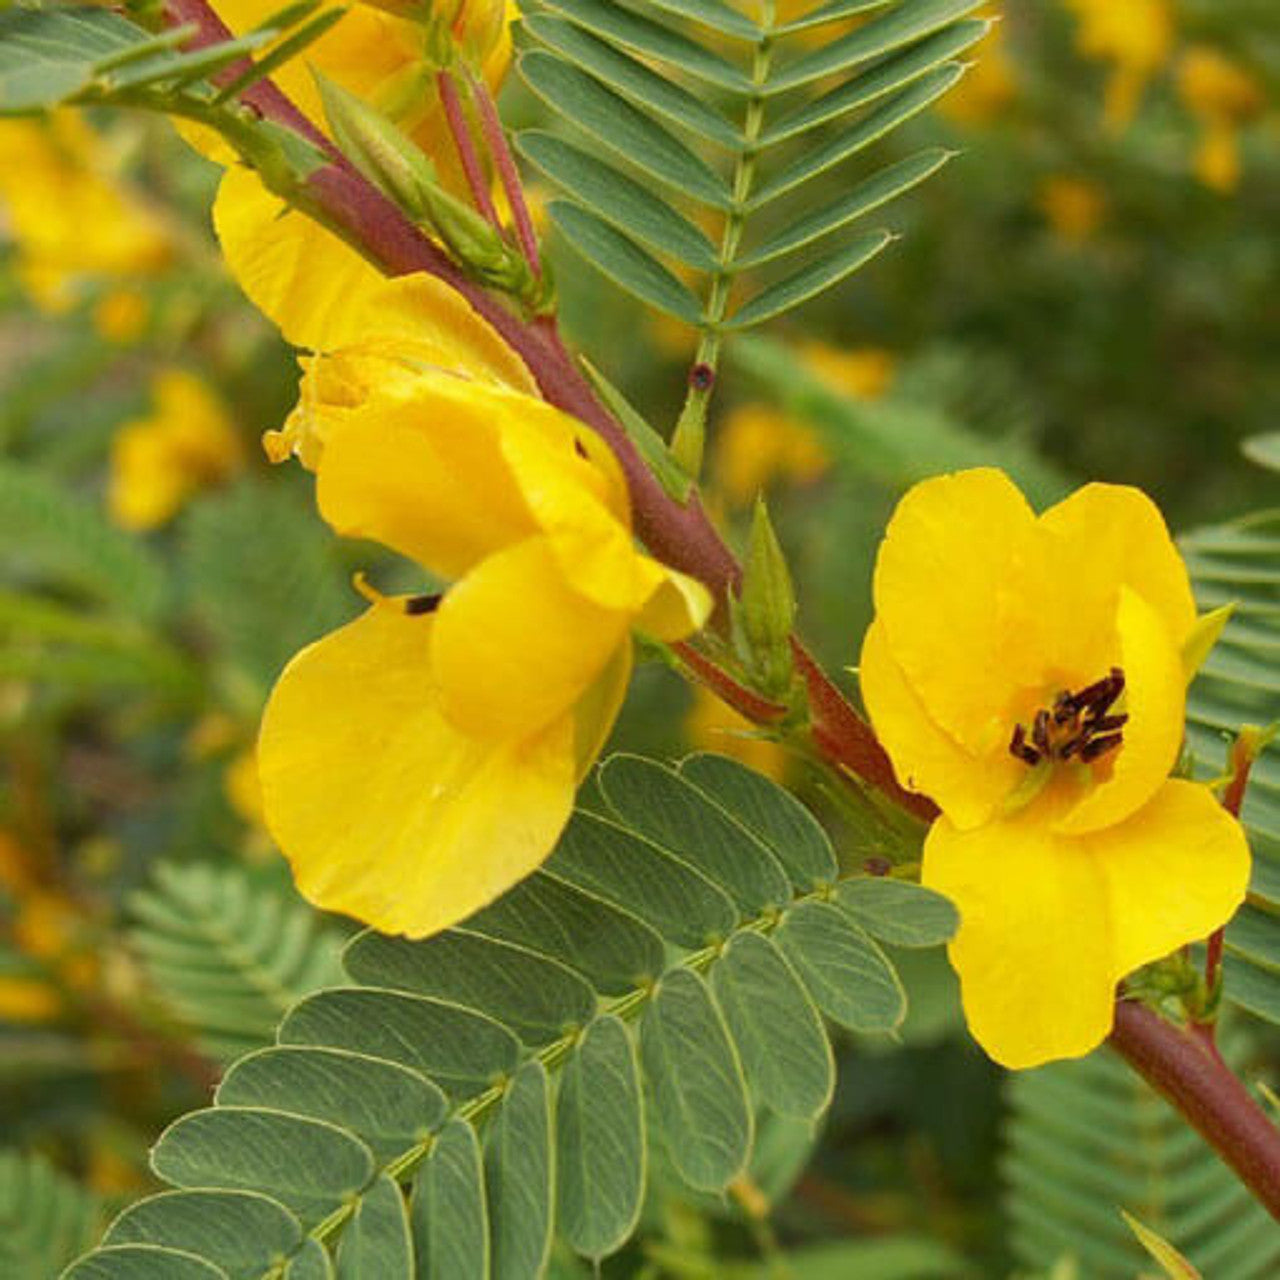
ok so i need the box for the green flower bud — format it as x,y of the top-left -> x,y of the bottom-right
734,497 -> 797,699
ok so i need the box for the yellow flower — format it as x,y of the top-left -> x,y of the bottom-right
685,686 -> 789,782
206,1 -> 516,339
1062,0 -> 1174,129
859,468 -> 1250,1068
258,375 -> 711,938
245,267 -> 537,468
1038,175 -> 1107,243
1177,47 -> 1266,193
0,114 -> 171,312
108,370 -> 244,531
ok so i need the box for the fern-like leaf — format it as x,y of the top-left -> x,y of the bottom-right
68,753 -> 958,1277
1004,1036 -> 1280,1278
517,0 -> 986,339
1181,512 -> 1280,1026
0,1150 -> 100,1280
129,862 -> 346,1063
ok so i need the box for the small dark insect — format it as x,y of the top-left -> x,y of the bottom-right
689,362 -> 715,391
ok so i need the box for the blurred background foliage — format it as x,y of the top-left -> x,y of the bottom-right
2,0 -> 1280,1276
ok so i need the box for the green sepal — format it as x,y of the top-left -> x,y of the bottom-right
579,358 -> 693,502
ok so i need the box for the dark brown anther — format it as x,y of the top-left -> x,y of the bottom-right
1032,709 -> 1051,754
1087,713 -> 1129,734
689,362 -> 715,392
1052,691 -> 1076,725
1059,735 -> 1084,760
404,593 -> 443,615
1080,733 -> 1123,762
1010,724 -> 1041,766
573,438 -> 589,460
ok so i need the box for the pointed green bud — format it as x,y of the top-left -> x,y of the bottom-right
315,70 -> 552,313
315,71 -> 439,216
735,497 -> 796,698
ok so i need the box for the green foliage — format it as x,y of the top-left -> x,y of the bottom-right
733,335 -> 1073,507
129,862 -> 346,1063
67,753 -> 958,1277
0,459 -> 166,622
1004,1036 -> 1280,1279
0,1149 -> 101,1280
1181,512 -> 1280,1026
180,480 -> 354,697
516,0 -> 985,335
0,5 -> 332,184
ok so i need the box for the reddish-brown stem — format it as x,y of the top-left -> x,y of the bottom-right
436,70 -> 502,228
1110,999 -> 1280,1220
1204,734 -> 1259,1018
167,0 -> 1280,1226
468,70 -> 542,277
672,641 -> 789,725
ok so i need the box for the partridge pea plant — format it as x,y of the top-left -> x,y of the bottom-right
4,0 -> 1279,1275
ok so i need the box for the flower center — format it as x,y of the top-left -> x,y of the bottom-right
1009,667 -> 1127,767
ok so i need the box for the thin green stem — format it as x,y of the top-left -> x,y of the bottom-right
671,0 -> 776,473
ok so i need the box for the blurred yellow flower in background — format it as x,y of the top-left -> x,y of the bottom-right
801,342 -> 896,401
108,370 -> 244,531
0,831 -> 95,1025
684,685 -> 789,782
713,345 -> 893,507
1177,46 -> 1266,192
1038,175 -> 1108,243
860,469 -> 1249,1068
0,114 -> 171,313
1062,0 -> 1174,129
91,289 -> 150,345
714,405 -> 830,509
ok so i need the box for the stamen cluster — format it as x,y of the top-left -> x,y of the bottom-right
1009,667 -> 1127,767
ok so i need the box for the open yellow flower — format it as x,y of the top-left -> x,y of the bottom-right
108,370 -> 244,531
258,374 -> 711,938
860,468 -> 1250,1068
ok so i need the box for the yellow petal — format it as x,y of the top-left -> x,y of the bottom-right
924,775 -> 1247,1070
344,274 -> 537,393
923,809 -> 1117,1069
860,618 -> 1022,829
212,1 -> 419,128
573,640 -> 633,778
634,565 -> 713,641
1055,587 -> 1185,835
1040,481 -> 1197,671
214,166 -> 386,349
316,387 -> 537,578
1096,778 -> 1249,977
873,468 -> 1044,754
431,537 -> 630,742
258,597 -> 576,938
